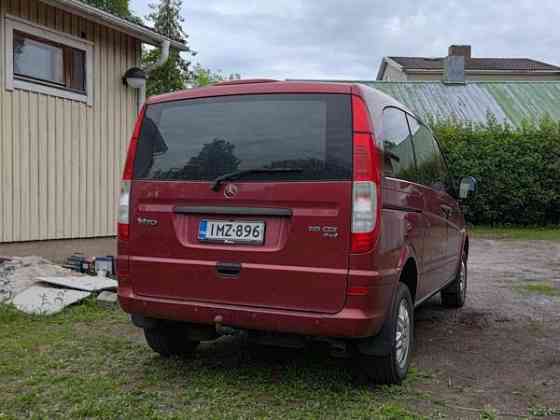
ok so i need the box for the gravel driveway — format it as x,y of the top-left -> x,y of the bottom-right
412,238 -> 560,418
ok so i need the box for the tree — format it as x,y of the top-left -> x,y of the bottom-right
191,63 -> 241,87
143,0 -> 194,96
82,0 -> 131,17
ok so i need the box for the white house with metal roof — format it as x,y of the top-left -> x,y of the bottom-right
0,0 -> 188,243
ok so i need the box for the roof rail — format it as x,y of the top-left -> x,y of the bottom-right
211,79 -> 279,86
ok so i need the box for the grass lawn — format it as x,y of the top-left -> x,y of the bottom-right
470,226 -> 560,241
514,281 -> 560,298
0,300 -> 434,420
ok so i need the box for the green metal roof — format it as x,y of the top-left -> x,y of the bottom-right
309,80 -> 560,127
364,81 -> 560,127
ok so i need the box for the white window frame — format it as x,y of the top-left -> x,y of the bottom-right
5,15 -> 94,106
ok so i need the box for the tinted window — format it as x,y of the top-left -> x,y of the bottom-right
407,116 -> 447,189
13,31 -> 86,92
382,107 -> 416,181
134,94 -> 352,181
359,86 -> 384,148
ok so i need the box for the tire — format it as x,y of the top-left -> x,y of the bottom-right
441,253 -> 467,308
358,283 -> 414,385
144,325 -> 200,357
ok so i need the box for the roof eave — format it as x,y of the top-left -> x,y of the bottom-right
377,57 -> 404,80
375,58 -> 387,81
40,0 -> 188,51
405,68 -> 560,74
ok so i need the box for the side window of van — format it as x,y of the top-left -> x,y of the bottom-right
407,116 -> 448,190
381,108 -> 416,181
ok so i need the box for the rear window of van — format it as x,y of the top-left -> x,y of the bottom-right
133,94 -> 352,181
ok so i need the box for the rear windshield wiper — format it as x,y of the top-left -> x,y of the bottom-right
211,168 -> 303,191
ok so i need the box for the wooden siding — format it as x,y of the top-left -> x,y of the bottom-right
0,0 -> 140,242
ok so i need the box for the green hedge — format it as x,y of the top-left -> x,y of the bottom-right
430,115 -> 560,226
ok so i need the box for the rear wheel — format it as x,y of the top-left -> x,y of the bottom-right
358,283 -> 414,385
441,254 -> 467,308
144,325 -> 200,357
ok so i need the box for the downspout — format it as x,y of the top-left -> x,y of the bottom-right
138,39 -> 170,109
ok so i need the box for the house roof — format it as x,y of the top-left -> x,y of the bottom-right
388,56 -> 560,72
300,80 -> 560,128
40,0 -> 188,50
372,81 -> 560,127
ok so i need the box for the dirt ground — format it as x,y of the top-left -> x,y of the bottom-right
411,239 -> 560,418
1,237 -> 559,417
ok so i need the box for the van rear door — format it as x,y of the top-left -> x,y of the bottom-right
128,93 -> 353,314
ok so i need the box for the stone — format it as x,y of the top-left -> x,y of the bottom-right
0,256 -> 71,303
97,291 -> 118,307
37,275 -> 117,292
12,285 -> 90,315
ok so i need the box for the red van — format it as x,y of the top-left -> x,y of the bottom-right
117,80 -> 476,384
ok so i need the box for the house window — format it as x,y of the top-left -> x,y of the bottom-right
5,16 -> 93,105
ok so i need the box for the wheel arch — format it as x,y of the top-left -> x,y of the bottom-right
396,243 -> 420,304
355,247 -> 418,357
399,258 -> 418,303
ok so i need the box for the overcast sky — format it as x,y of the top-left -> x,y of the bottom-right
131,0 -> 560,80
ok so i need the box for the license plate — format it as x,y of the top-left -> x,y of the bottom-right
198,220 -> 265,244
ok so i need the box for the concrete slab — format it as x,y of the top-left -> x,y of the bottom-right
97,291 -> 118,307
0,256 -> 71,304
12,285 -> 90,315
37,275 -> 117,292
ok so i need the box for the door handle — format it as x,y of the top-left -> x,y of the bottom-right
216,262 -> 241,277
440,204 -> 453,218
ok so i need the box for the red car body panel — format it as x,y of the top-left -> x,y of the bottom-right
126,180 -> 352,314
118,80 -> 466,339
147,80 -> 353,105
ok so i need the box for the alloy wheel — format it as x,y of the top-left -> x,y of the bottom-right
395,299 -> 411,370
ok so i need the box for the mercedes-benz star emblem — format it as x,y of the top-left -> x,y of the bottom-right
224,183 -> 238,198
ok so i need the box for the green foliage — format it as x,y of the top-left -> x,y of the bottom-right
470,226 -> 560,240
514,281 -> 560,297
144,48 -> 191,96
140,2 -> 240,95
479,407 -> 498,420
81,0 -> 132,18
528,406 -> 560,417
143,0 -> 194,96
431,115 -> 560,226
192,63 -> 241,87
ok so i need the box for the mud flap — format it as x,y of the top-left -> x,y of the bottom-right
131,314 -> 159,329
354,286 -> 398,357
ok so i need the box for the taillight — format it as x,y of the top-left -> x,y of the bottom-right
118,105 -> 146,241
122,105 -> 146,181
118,180 -> 131,241
351,96 -> 380,253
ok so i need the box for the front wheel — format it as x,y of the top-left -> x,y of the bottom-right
358,283 -> 414,385
441,254 -> 467,308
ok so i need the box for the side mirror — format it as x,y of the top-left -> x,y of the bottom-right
459,176 -> 477,199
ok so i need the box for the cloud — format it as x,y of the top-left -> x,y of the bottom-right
132,0 -> 560,79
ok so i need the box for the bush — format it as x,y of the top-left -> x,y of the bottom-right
430,115 -> 560,226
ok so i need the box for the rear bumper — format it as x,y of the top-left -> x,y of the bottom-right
118,284 -> 393,338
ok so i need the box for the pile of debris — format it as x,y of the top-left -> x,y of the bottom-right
0,256 -> 118,315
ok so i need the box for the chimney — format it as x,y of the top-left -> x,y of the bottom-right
444,44 -> 469,84
448,45 -> 471,59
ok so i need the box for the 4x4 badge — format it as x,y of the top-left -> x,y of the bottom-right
224,183 -> 238,198
308,225 -> 339,238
